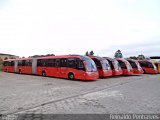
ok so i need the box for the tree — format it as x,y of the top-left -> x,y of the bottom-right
4,57 -> 8,60
114,50 -> 123,58
130,56 -> 138,60
138,54 -> 145,60
0,57 -> 2,62
89,50 -> 94,56
85,51 -> 89,56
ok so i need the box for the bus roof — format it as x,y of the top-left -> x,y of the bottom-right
3,55 -> 91,61
137,60 -> 151,62
125,58 -> 138,62
104,57 -> 114,61
115,58 -> 128,62
89,56 -> 105,60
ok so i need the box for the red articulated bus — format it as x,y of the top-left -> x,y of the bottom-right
3,55 -> 99,80
115,58 -> 133,75
126,59 -> 144,74
88,56 -> 112,78
104,57 -> 123,76
137,60 -> 158,74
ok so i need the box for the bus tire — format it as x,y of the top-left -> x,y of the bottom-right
42,71 -> 46,77
19,69 -> 21,74
68,73 -> 74,80
143,69 -> 146,74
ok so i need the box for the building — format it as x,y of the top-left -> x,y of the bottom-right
0,53 -> 19,60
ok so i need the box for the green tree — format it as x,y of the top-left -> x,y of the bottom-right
114,50 -> 123,58
85,51 -> 89,56
4,57 -> 8,60
138,54 -> 145,60
130,56 -> 138,60
89,50 -> 94,56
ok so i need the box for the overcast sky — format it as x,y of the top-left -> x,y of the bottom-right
0,0 -> 160,58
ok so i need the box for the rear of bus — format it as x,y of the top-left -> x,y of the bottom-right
89,56 -> 112,77
2,60 -> 15,72
138,60 -> 158,74
105,57 -> 122,76
126,59 -> 144,74
116,58 -> 133,75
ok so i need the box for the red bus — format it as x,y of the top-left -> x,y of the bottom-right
3,55 -> 99,80
137,60 -> 158,74
115,58 -> 133,75
104,57 -> 123,76
88,56 -> 112,77
126,59 -> 144,74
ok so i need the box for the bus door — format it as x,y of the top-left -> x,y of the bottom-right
32,58 -> 37,75
59,58 -> 68,78
14,60 -> 18,73
55,59 -> 61,77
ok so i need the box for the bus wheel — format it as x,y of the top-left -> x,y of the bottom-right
42,71 -> 46,77
143,69 -> 146,74
68,73 -> 74,80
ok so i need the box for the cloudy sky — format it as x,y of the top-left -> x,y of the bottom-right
0,0 -> 160,58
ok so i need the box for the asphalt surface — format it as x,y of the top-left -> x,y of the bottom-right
0,72 -> 160,119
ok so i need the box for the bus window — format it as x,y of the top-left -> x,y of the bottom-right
118,60 -> 127,69
68,58 -> 76,68
102,60 -> 111,70
47,59 -> 56,67
11,61 -> 14,66
92,58 -> 102,69
108,61 -> 114,69
114,60 -> 121,70
140,62 -> 153,68
76,59 -> 85,71
8,62 -> 11,66
147,62 -> 154,68
56,59 -> 60,67
129,61 -> 137,68
18,60 -> 22,66
60,59 -> 67,67
3,61 -> 8,66
25,60 -> 32,66
85,59 -> 97,72
37,59 -> 42,66
22,60 -> 25,66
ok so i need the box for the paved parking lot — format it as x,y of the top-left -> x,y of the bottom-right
0,72 -> 160,116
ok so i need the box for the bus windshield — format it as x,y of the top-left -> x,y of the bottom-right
85,59 -> 97,72
118,61 -> 127,69
102,60 -> 111,70
114,60 -> 121,70
135,61 -> 142,69
129,61 -> 137,68
126,63 -> 132,70
152,63 -> 157,70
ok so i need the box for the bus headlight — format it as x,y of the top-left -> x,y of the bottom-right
87,72 -> 92,75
